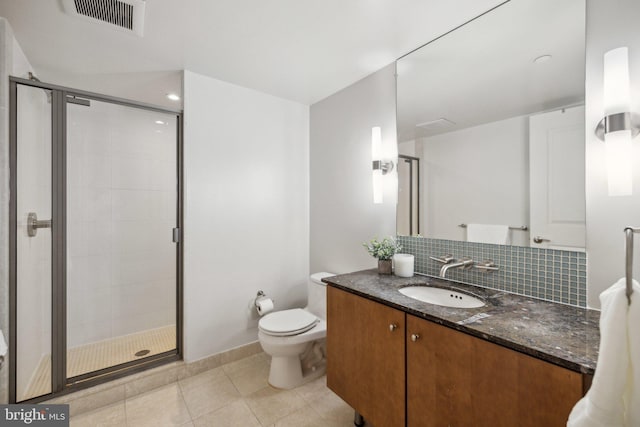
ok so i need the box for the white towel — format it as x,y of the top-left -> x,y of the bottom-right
627,280 -> 640,426
0,329 -> 6,357
567,278 -> 640,427
466,224 -> 511,245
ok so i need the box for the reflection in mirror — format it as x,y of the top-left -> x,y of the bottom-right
396,0 -> 586,250
397,155 -> 420,236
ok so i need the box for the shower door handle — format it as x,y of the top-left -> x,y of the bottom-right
533,236 -> 550,244
27,212 -> 52,237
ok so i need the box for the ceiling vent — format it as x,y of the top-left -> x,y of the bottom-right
62,0 -> 146,36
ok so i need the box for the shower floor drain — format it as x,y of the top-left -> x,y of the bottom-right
135,349 -> 151,357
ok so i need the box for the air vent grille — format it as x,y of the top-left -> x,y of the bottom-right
63,0 -> 145,36
73,0 -> 134,30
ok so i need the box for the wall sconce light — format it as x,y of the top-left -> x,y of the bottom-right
595,47 -> 639,196
371,126 -> 397,204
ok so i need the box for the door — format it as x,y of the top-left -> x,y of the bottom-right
10,77 -> 182,403
529,106 -> 585,250
65,97 -> 179,381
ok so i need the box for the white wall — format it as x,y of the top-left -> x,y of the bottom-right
420,115 -> 529,246
66,102 -> 178,347
585,0 -> 640,308
310,63 -> 397,273
183,70 -> 309,362
398,140 -> 416,157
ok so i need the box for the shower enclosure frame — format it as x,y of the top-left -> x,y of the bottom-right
8,76 -> 184,403
398,154 -> 420,236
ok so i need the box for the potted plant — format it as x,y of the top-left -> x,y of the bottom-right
363,237 -> 402,275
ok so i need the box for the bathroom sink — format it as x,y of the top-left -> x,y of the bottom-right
399,286 -> 485,308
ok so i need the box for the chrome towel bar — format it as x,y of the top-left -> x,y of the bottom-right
624,227 -> 639,305
458,223 -> 528,231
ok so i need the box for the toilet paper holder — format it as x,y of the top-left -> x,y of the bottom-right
255,290 -> 273,307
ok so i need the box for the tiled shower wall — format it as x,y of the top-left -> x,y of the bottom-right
66,101 -> 177,348
396,236 -> 587,307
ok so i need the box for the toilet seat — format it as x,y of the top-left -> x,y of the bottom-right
259,308 -> 319,337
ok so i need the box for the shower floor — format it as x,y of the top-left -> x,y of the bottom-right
22,325 -> 176,401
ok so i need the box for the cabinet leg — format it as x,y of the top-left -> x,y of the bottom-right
354,411 -> 364,426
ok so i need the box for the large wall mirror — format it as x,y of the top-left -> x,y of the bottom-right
396,0 -> 586,251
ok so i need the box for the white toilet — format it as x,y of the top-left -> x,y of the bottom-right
258,272 -> 334,389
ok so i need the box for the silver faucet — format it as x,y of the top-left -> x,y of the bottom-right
429,254 -> 474,278
439,257 -> 474,278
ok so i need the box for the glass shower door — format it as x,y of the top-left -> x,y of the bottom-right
66,98 -> 178,379
13,84 -> 53,401
11,78 -> 181,402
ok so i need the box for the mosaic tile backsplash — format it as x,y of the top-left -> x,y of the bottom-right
396,236 -> 587,307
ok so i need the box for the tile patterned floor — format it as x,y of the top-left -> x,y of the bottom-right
23,326 -> 176,401
69,353 -> 356,427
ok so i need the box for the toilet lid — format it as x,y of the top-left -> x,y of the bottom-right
259,309 -> 319,336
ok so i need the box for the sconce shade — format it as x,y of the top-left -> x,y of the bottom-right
372,126 -> 382,159
372,169 -> 383,204
602,47 -> 633,196
371,126 -> 398,204
604,47 -> 630,115
605,130 -> 633,196
372,127 -> 383,203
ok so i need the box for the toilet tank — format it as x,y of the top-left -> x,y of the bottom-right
307,272 -> 335,320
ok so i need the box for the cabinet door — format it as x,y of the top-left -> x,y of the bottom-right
407,315 -> 507,426
515,351 -> 584,427
327,287 -> 405,427
407,314 -> 583,427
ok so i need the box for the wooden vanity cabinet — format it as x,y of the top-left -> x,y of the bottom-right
406,314 -> 583,427
326,286 -> 406,427
327,287 -> 587,427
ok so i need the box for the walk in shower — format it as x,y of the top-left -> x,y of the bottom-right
9,78 -> 183,402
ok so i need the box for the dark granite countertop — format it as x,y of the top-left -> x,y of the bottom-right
323,269 -> 600,375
